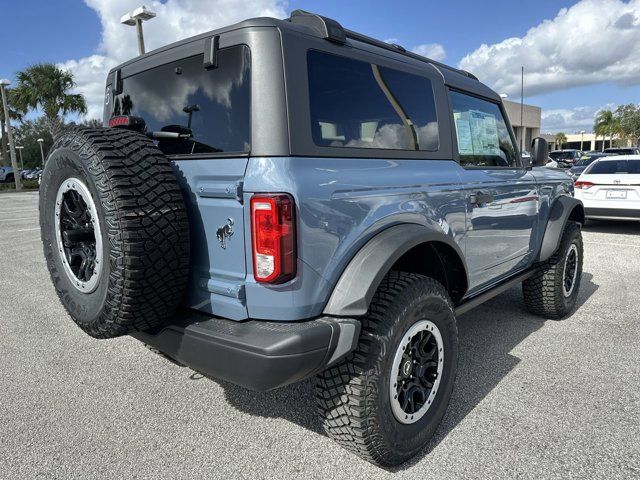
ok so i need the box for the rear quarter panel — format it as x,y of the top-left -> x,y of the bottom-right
242,156 -> 467,320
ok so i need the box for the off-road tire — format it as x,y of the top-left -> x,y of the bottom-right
39,128 -> 190,338
316,272 -> 458,467
523,221 -> 583,319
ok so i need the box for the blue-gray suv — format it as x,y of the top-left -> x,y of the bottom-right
39,11 -> 585,466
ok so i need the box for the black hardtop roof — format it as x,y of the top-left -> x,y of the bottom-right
109,12 -> 499,100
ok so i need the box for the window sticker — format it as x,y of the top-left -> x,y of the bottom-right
453,112 -> 473,155
454,110 -> 500,156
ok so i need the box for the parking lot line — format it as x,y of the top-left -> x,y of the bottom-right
0,216 -> 39,222
16,227 -> 41,232
584,240 -> 640,248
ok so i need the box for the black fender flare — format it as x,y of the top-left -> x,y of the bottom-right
323,224 -> 468,317
537,195 -> 584,262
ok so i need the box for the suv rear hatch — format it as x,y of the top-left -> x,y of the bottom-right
104,45 -> 252,320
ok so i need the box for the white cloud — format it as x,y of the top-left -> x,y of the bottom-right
62,0 -> 287,120
411,43 -> 446,62
459,0 -> 640,97
541,105 -> 616,133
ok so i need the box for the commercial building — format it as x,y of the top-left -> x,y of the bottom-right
503,100 -> 541,152
502,100 -> 623,152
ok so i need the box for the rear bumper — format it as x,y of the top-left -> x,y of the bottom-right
131,309 -> 360,391
585,207 -> 640,220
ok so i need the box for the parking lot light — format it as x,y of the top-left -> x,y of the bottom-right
37,138 -> 45,167
16,145 -> 24,170
121,6 -> 156,56
0,79 -> 22,190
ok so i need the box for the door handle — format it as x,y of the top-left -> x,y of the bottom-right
470,191 -> 494,206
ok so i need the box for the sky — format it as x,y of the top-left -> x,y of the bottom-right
1,0 -> 640,133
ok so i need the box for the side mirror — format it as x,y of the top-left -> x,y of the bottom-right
531,137 -> 549,166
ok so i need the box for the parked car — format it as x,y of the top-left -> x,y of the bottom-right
0,165 -> 15,183
570,152 -> 616,181
549,149 -> 583,165
574,156 -> 640,221
37,10 -> 585,467
26,168 -> 42,180
603,147 -> 640,155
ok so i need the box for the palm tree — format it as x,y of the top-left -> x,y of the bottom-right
555,132 -> 567,150
11,63 -> 87,139
593,109 -> 618,150
594,122 -> 607,151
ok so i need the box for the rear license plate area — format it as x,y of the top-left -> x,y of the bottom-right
606,190 -> 627,199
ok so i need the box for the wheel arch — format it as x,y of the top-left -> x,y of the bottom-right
538,195 -> 584,262
323,224 -> 469,317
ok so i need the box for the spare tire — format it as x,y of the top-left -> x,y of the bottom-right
39,128 -> 190,338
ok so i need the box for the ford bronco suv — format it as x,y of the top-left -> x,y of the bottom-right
39,11 -> 585,466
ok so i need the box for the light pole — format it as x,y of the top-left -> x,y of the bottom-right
520,66 -> 524,153
580,131 -> 585,152
121,6 -> 156,56
0,79 -> 21,190
37,138 -> 45,167
16,145 -> 24,170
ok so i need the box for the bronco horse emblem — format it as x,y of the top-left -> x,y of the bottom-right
216,217 -> 234,249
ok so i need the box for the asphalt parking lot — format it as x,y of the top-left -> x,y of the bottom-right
1,190 -> 639,479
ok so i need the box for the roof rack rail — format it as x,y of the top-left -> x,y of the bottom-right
344,29 -> 478,81
289,10 -> 346,44
287,10 -> 478,81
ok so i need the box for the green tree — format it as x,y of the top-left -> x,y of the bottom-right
555,132 -> 567,149
614,104 -> 640,146
64,118 -> 103,130
13,117 -> 53,169
593,109 -> 619,150
11,63 -> 87,139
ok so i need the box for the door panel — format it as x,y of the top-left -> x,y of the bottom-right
447,90 -> 539,293
459,168 -> 539,291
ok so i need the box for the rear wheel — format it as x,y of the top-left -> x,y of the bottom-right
523,221 -> 583,319
5,173 -> 14,184
316,272 -> 458,466
39,128 -> 190,338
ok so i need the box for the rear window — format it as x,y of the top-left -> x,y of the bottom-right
576,155 -> 606,166
307,50 -> 439,151
587,159 -> 640,174
604,148 -> 634,154
550,151 -> 577,160
110,46 -> 250,156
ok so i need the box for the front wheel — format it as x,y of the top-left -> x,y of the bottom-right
523,221 -> 583,319
316,272 -> 458,466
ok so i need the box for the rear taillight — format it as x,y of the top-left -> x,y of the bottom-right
575,180 -> 595,189
108,115 -> 146,132
250,194 -> 296,284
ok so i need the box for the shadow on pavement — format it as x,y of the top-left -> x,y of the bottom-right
193,271 -> 599,470
583,219 -> 640,235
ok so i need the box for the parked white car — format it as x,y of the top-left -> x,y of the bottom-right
574,155 -> 640,221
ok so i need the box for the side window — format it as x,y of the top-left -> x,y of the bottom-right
449,90 -> 518,168
307,50 -> 439,152
112,46 -> 250,155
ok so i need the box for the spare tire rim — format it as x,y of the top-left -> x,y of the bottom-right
390,320 -> 444,424
563,243 -> 579,297
54,178 -> 103,293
